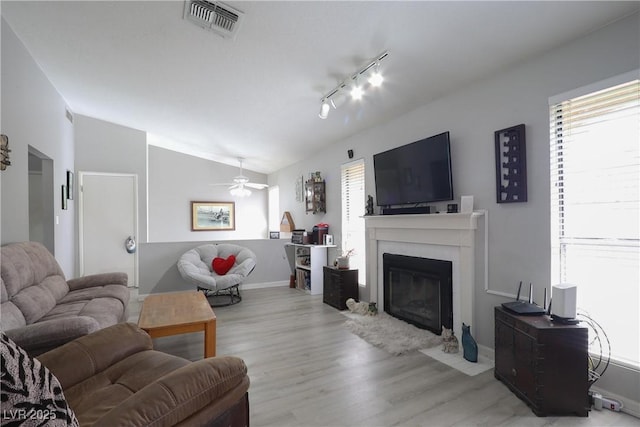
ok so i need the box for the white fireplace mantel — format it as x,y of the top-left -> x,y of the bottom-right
364,212 -> 484,334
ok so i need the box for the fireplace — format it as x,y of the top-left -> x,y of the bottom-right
383,253 -> 453,335
365,212 -> 484,336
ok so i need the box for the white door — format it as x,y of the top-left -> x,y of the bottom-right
79,172 -> 138,286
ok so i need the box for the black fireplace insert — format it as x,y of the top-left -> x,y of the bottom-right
383,253 -> 453,335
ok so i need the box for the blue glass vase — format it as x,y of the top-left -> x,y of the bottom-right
462,323 -> 478,363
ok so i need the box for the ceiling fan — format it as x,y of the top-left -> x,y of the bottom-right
210,158 -> 268,197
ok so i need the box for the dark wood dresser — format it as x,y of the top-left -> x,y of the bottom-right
322,267 -> 358,310
494,306 -> 590,417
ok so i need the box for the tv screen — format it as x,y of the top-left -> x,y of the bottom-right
373,131 -> 453,206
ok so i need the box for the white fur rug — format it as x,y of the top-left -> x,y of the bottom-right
344,312 -> 442,355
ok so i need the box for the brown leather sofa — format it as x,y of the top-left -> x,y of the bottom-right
36,322 -> 250,426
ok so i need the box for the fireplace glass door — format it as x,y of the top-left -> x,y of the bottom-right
383,253 -> 452,334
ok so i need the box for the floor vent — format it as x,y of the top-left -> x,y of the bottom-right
184,0 -> 244,40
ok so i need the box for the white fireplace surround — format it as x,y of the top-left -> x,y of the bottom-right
365,212 -> 484,335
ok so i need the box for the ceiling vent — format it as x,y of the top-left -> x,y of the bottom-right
183,0 -> 244,40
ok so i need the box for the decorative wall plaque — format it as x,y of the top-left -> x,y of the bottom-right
495,124 -> 527,203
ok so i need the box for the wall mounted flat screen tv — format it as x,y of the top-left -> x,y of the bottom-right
373,131 -> 453,206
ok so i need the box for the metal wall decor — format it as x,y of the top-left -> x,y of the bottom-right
1,134 -> 11,171
295,176 -> 304,202
495,124 -> 527,203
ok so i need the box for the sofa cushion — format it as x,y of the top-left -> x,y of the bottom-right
0,332 -> 79,426
1,242 -> 68,299
41,297 -> 126,329
1,242 -> 69,324
59,284 -> 129,307
11,282 -> 60,324
64,350 -> 190,425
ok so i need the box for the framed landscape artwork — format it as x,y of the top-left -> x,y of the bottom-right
191,201 -> 235,231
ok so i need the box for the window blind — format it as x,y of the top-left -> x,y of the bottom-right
341,159 -> 366,284
549,79 -> 639,367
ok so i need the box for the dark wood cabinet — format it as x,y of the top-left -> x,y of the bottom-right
323,267 -> 358,310
494,307 -> 590,417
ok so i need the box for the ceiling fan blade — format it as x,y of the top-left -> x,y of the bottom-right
245,183 -> 269,189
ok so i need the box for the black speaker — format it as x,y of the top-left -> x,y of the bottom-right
347,149 -> 354,159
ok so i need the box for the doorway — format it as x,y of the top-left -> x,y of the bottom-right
28,147 -> 54,254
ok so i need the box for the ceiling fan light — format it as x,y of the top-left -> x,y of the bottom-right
230,187 -> 251,197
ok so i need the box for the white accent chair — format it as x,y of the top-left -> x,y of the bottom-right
177,244 -> 256,306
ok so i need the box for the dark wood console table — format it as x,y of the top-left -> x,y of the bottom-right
494,306 -> 590,417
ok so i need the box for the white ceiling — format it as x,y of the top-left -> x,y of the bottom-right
3,1 -> 638,174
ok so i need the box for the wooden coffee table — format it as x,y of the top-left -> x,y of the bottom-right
138,291 -> 216,358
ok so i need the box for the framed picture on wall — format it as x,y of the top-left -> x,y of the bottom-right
61,185 -> 67,210
66,170 -> 74,200
191,201 -> 235,231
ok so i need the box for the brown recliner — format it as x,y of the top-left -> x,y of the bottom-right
36,322 -> 250,426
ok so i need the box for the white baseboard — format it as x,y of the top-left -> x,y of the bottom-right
240,281 -> 288,290
478,343 -> 494,362
591,385 -> 640,418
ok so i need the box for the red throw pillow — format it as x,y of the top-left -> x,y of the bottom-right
212,255 -> 236,275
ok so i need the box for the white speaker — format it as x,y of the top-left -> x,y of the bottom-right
552,283 -> 577,319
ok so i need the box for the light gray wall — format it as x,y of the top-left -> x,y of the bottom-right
138,239 -> 290,295
1,19 -> 75,276
74,115 -> 148,246
269,13 -> 640,403
148,146 -> 268,242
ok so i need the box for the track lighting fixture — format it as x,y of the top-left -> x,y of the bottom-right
317,51 -> 388,119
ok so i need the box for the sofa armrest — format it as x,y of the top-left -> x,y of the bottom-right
67,272 -> 128,291
3,316 -> 101,355
37,322 -> 152,389
93,356 -> 249,427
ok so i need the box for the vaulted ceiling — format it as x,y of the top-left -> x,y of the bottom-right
2,1 -> 638,173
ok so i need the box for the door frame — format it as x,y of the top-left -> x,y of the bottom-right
78,171 -> 139,287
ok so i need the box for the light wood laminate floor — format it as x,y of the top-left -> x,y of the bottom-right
129,287 -> 637,427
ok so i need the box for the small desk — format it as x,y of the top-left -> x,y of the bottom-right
138,291 -> 216,358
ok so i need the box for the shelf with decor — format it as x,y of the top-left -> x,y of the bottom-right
289,243 -> 334,295
305,176 -> 326,214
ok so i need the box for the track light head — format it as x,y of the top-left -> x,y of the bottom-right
368,63 -> 384,87
350,78 -> 364,101
319,100 -> 330,119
